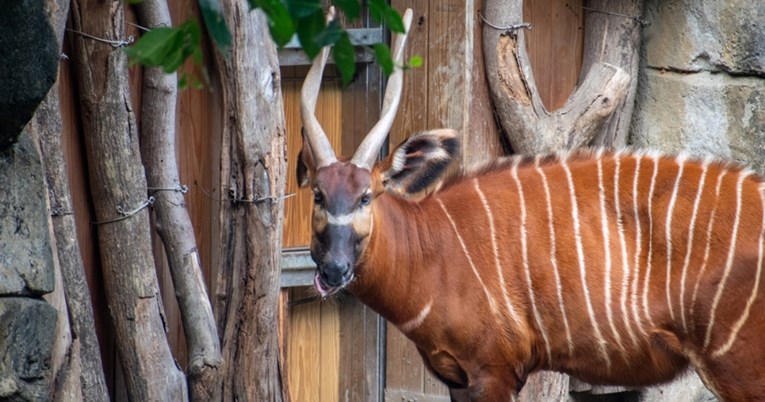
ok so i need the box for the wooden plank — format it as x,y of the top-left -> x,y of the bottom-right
286,287 -> 340,402
524,0 -> 584,111
338,298 -> 384,401
320,298 -> 340,402
287,288 -> 322,402
385,389 -> 452,402
390,0 -> 430,148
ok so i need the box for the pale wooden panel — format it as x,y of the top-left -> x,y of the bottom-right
390,0 -> 430,149
524,0 -> 584,111
282,77 -> 343,248
287,288 -> 340,402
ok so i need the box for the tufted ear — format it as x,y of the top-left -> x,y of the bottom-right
377,129 -> 460,197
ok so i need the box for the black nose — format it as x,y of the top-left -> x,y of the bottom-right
320,260 -> 352,287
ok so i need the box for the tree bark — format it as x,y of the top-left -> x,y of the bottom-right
134,1 -> 223,400
213,4 -> 287,401
483,0 -> 630,155
580,0 -> 644,148
68,0 -> 187,400
25,0 -> 110,400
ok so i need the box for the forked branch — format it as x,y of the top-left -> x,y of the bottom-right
482,0 -> 631,155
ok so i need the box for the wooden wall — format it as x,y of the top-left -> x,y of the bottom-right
57,0 -> 583,400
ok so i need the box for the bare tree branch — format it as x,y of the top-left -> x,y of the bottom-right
483,0 -> 630,155
134,1 -> 223,400
68,0 -> 187,398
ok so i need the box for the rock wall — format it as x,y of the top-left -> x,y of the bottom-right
631,0 -> 765,173
0,2 -> 59,400
629,1 -> 764,401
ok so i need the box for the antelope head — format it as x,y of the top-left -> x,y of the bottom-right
297,8 -> 459,297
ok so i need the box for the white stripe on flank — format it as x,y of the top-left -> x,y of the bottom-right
713,187 -> 765,357
598,157 -> 626,357
399,300 -> 433,333
631,156 -> 648,338
511,167 -> 552,363
614,155 -> 640,347
690,170 -> 728,327
474,179 -> 524,329
679,161 -> 709,333
642,155 -> 660,329
436,198 -> 500,316
535,161 -> 574,355
664,158 -> 686,321
562,160 -> 611,369
704,171 -> 749,350
326,212 -> 354,226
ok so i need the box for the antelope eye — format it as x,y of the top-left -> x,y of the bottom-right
313,191 -> 324,205
359,194 -> 371,206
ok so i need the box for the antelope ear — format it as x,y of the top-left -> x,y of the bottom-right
297,128 -> 316,188
378,129 -> 460,197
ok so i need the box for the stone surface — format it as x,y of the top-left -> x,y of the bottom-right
0,297 -> 57,401
632,69 -> 765,173
0,134 -> 55,295
643,0 -> 765,75
632,0 -> 765,175
0,0 -> 59,149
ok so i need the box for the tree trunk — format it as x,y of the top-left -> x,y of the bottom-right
26,0 -> 110,400
213,4 -> 287,401
135,1 -> 223,400
483,0 -> 630,155
68,0 -> 187,400
580,0 -> 644,148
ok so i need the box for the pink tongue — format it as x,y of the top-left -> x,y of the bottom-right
314,272 -> 330,297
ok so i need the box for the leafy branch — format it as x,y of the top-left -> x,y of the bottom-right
125,0 -> 419,86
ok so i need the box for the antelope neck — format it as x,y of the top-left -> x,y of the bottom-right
350,193 -> 444,328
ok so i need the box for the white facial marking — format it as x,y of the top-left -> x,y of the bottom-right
326,211 -> 355,226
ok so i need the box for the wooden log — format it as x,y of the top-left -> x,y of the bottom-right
134,1 -> 222,400
483,0 -> 630,155
213,3 -> 287,401
68,0 -> 187,399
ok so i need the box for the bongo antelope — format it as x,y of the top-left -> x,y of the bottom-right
298,8 -> 765,401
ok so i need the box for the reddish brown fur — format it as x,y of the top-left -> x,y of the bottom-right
326,149 -> 765,401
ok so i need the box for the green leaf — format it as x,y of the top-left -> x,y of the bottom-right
296,9 -> 325,59
333,0 -> 360,20
286,0 -> 322,19
407,55 -> 423,68
368,0 -> 404,33
314,19 -> 343,47
373,43 -> 394,76
178,74 -> 189,89
123,21 -> 201,74
333,33 -> 355,85
382,7 -> 405,33
198,0 -> 231,54
254,0 -> 295,46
